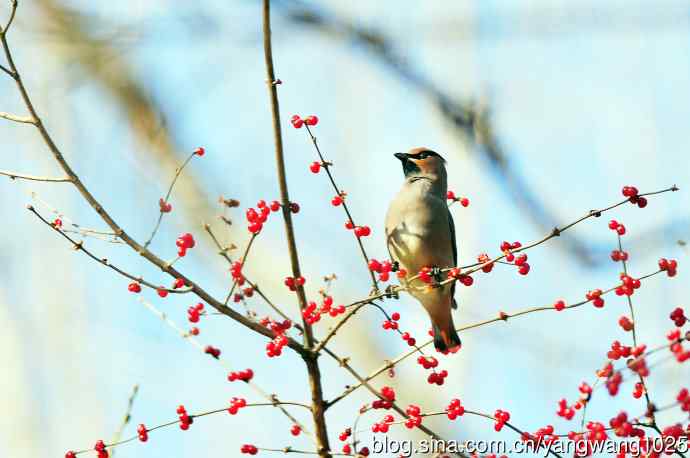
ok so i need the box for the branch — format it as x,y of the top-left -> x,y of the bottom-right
143,150 -> 197,248
0,111 -> 34,123
0,16 -> 310,357
110,384 -> 139,458
328,267 -> 667,405
262,1 -> 331,456
138,297 -> 314,440
302,124 -> 378,291
0,169 -> 71,182
29,205 -> 190,294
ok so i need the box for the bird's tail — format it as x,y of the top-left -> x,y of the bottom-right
432,322 -> 461,353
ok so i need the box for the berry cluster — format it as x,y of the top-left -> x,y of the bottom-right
670,307 -> 687,327
228,397 -> 247,415
618,315 -> 634,332
240,444 -> 258,455
260,317 -> 292,357
556,398 -> 578,420
427,369 -> 448,386
318,295 -> 346,318
302,301 -> 324,325
658,258 -> 678,277
187,302 -> 204,323
493,409 -> 510,431
668,329 -> 690,362
228,368 -> 254,382
137,424 -> 148,442
371,414 -> 395,433
283,275 -> 305,291
175,232 -> 195,257
246,200 -> 280,234
523,425 -> 557,446
94,440 -> 109,458
368,259 -> 398,282
204,345 -> 221,359
290,114 -> 318,129
381,312 -> 400,331
477,253 -> 495,273
632,382 -> 644,399
128,281 -> 142,293
615,273 -> 641,297
446,398 -> 465,420
177,405 -> 193,430
622,185 -> 648,208
404,404 -> 423,429
610,249 -> 628,262
608,219 -> 626,235
159,198 -> 172,213
499,241 -> 530,275
586,289 -> 605,308
400,331 -> 417,346
338,427 -> 352,442
448,267 -> 474,286
230,261 -> 245,286
446,190 -> 470,207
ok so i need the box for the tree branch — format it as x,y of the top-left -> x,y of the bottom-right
0,169 -> 71,182
0,111 -> 34,123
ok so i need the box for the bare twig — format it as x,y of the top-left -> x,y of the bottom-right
0,169 -> 71,182
110,384 -> 139,457
0,111 -> 34,123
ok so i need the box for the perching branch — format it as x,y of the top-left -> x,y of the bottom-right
0,169 -> 71,182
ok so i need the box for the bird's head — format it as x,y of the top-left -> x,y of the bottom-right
394,147 -> 447,180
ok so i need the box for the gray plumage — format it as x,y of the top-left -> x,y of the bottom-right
385,147 -> 461,352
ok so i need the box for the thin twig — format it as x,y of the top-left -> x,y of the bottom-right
143,151 -> 196,248
28,205 -> 191,294
0,111 -> 34,123
0,169 -> 71,182
138,298 -> 315,440
110,384 -> 139,457
303,124 -> 378,291
1,18 -> 309,355
328,267 -> 666,405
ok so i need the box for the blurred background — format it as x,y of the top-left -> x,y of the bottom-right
1,0 -> 689,456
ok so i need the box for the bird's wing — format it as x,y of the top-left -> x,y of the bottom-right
448,207 -> 458,309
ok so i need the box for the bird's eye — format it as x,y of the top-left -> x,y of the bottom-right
418,152 -> 429,159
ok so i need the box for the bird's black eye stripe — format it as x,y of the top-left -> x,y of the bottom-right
413,150 -> 436,160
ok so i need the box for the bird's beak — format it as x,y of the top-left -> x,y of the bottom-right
394,152 -> 408,162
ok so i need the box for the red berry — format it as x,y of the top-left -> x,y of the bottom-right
157,287 -> 168,298
309,162 -> 321,173
446,190 -> 456,200
554,300 -> 566,311
248,222 -> 263,234
304,115 -> 319,126
194,146 -> 205,156
269,200 -> 280,212
609,220 -> 619,230
290,115 -> 303,129
290,424 -> 302,436
331,195 -> 343,206
391,312 -> 400,321
459,197 -> 470,207
128,282 -> 142,293
289,202 -> 300,213
65,452 -> 77,458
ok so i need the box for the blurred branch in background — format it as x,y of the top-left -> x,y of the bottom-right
34,0 -> 221,245
273,0 -> 687,266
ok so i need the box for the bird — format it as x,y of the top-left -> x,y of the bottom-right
385,147 -> 461,352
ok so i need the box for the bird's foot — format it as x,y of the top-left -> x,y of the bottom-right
431,266 -> 443,283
